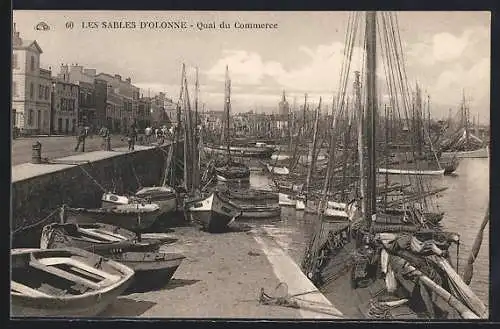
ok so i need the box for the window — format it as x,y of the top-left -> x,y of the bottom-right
30,83 -> 34,99
45,86 -> 49,100
38,84 -> 43,99
12,81 -> 17,97
30,56 -> 35,71
12,53 -> 18,69
27,109 -> 33,125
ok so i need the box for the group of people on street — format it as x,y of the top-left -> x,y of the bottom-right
74,122 -> 174,153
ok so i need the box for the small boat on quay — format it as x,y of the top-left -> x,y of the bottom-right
39,223 -> 184,290
64,203 -> 160,232
11,247 -> 134,317
110,251 -> 185,289
101,187 -> 177,215
185,191 -> 242,233
39,222 -> 176,253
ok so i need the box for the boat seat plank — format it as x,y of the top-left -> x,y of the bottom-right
11,281 -> 52,298
29,258 -> 120,289
78,228 -> 126,242
35,257 -> 120,282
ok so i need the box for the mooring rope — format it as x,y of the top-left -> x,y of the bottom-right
12,207 -> 60,235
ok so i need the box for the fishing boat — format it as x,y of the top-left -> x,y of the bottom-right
11,247 -> 134,317
301,11 -> 486,320
218,190 -> 281,219
214,160 -> 251,183
211,66 -> 251,183
185,191 -> 242,232
221,188 -> 278,203
64,203 -> 160,232
278,192 -> 297,207
39,222 -> 176,253
439,94 -> 489,159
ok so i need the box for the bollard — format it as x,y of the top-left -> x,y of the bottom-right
32,141 -> 42,164
106,136 -> 111,151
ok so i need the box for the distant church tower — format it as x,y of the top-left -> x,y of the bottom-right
278,90 -> 289,117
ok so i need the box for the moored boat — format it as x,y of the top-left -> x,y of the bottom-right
11,247 -> 134,317
265,163 -> 290,175
215,161 -> 251,183
39,222 -> 175,253
185,192 -> 242,233
64,204 -> 160,232
204,144 -> 275,159
441,146 -> 489,159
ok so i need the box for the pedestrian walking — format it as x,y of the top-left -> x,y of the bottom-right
74,124 -> 87,152
145,126 -> 152,144
127,124 -> 137,151
99,125 -> 110,150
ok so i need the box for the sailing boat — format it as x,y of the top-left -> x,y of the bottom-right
440,92 -> 489,158
210,66 -> 251,183
183,65 -> 243,232
301,11 -> 487,319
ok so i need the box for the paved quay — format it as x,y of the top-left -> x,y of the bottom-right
12,144 -> 168,183
11,135 -> 129,166
101,226 -> 344,319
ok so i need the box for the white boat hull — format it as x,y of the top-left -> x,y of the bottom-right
377,168 -> 445,176
278,193 -> 296,207
441,147 -> 489,159
266,164 -> 290,175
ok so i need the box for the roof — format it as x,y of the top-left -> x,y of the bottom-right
13,40 -> 43,54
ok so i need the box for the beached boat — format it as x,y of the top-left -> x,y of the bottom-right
135,186 -> 178,214
64,203 -> 160,232
39,223 -> 184,289
39,222 -> 175,253
218,191 -> 281,219
109,252 -> 185,289
278,192 -> 297,207
11,247 -> 134,317
185,192 -> 242,232
222,188 -> 278,203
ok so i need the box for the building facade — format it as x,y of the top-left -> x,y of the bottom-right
53,79 -> 79,134
12,24 -> 52,134
96,73 -> 140,132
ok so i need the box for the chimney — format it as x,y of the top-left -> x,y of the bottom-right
126,77 -> 131,84
114,74 -> 122,81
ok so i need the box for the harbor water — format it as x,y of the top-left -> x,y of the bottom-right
239,158 -> 490,308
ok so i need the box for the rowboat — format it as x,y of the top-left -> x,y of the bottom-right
185,192 -> 242,233
64,204 -> 160,232
110,252 -> 185,289
39,222 -> 175,253
135,186 -> 178,214
11,247 -> 134,317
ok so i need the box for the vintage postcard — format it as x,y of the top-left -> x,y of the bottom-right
11,10 -> 490,320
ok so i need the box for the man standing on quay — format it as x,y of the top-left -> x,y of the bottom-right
74,123 -> 87,152
99,125 -> 111,151
127,123 -> 137,151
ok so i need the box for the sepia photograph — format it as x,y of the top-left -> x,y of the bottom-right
10,10 -> 490,320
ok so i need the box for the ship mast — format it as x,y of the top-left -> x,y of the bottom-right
225,65 -> 232,162
365,11 -> 378,229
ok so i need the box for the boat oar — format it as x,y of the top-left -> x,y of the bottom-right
462,204 -> 489,285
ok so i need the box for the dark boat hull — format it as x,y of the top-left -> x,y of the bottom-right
65,206 -> 160,232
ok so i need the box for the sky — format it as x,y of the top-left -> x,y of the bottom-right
13,11 -> 490,123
